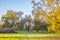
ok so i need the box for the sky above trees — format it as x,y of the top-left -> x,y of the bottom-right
0,0 -> 40,20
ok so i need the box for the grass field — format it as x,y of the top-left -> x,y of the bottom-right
0,30 -> 60,40
0,33 -> 60,40
16,30 -> 56,34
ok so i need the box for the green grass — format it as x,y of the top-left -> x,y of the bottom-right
0,30 -> 59,40
16,30 -> 55,34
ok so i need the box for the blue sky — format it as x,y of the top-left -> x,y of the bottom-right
0,0 -> 32,19
0,0 -> 40,20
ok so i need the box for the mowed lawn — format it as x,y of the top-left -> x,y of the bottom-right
0,30 -> 60,40
0,33 -> 60,40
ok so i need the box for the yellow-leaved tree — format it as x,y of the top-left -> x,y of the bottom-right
47,0 -> 53,4
46,4 -> 60,32
1,10 -> 18,29
32,0 -> 60,33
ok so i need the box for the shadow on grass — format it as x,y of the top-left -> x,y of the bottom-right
16,30 -> 55,34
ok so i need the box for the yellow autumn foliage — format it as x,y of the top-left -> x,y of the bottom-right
47,0 -> 53,4
48,24 -> 56,32
2,10 -> 17,20
50,17 -> 55,24
34,10 -> 42,21
46,5 -> 60,32
33,0 -> 60,32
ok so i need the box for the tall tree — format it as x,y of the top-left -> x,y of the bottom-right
32,0 -> 60,32
1,10 -> 18,29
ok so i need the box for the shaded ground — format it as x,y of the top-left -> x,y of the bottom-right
16,30 -> 55,34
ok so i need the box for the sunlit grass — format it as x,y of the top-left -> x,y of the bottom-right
0,30 -> 60,40
0,33 -> 60,40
